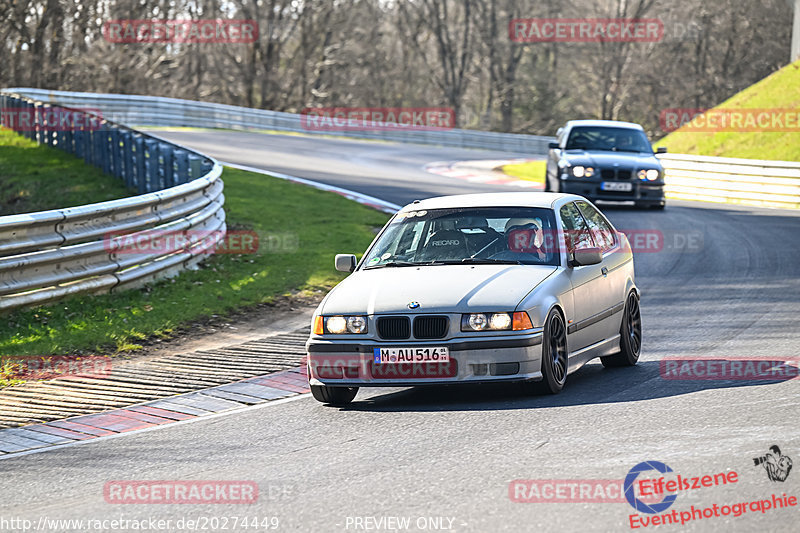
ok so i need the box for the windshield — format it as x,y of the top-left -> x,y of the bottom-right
362,207 -> 560,268
565,126 -> 653,153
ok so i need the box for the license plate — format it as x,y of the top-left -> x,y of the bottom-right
601,181 -> 633,192
373,347 -> 450,364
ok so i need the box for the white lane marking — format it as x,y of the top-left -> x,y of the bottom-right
0,393 -> 312,461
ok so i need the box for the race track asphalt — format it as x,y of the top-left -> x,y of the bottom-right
2,130 -> 798,532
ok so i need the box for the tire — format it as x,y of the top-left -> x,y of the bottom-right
533,309 -> 569,394
310,384 -> 358,406
601,291 -> 642,368
650,203 -> 665,210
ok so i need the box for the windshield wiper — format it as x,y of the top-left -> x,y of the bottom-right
364,260 -> 452,269
443,258 -> 522,265
364,260 -> 418,269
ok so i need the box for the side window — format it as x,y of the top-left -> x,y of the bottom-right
576,201 -> 616,252
559,203 -> 596,254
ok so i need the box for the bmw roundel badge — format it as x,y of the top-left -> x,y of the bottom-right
408,301 -> 420,309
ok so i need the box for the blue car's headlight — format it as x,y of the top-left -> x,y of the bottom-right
638,169 -> 660,181
571,165 -> 594,178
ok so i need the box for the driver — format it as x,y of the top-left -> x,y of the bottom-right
505,217 -> 546,260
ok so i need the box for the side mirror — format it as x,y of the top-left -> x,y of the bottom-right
548,142 -> 560,150
335,254 -> 357,272
572,247 -> 602,267
656,147 -> 668,154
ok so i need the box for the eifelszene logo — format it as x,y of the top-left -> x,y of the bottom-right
753,445 -> 793,482
624,461 -> 678,514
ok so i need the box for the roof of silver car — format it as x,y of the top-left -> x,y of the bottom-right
401,192 -> 582,211
565,119 -> 644,130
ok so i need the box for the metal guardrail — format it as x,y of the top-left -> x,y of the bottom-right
659,153 -> 800,209
6,88 -> 555,155
13,89 -> 798,210
0,91 -> 225,312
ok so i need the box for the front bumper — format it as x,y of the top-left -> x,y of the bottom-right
306,332 -> 544,387
560,177 -> 665,204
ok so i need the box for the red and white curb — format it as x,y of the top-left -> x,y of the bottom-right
424,159 -> 545,189
0,365 -> 311,458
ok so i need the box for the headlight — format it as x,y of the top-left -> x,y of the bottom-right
571,166 -> 594,178
638,169 -> 660,181
461,312 -> 533,332
347,316 -> 367,334
318,315 -> 369,334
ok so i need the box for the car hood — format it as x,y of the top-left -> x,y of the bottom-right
321,264 -> 557,315
562,150 -> 662,169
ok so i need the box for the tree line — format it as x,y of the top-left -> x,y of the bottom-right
0,0 -> 792,137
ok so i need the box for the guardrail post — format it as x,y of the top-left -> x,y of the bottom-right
27,101 -> 37,141
2,95 -> 12,131
93,125 -> 104,170
119,131 -> 133,188
143,138 -> 158,192
133,134 -> 146,193
173,149 -> 189,184
43,105 -> 55,146
109,128 -> 121,179
62,120 -> 74,154
188,154 -> 202,180
159,143 -> 174,189
83,128 -> 93,165
74,129 -> 84,159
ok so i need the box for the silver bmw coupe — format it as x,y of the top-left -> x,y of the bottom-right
306,192 -> 641,405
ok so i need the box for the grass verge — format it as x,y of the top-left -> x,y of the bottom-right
657,60 -> 800,160
0,127 -> 133,215
500,160 -> 546,184
0,165 -> 388,364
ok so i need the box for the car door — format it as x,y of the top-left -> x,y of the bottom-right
575,200 -> 627,340
559,202 -> 614,353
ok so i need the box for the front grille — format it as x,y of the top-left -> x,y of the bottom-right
601,169 -> 615,180
413,316 -> 449,339
598,188 -> 634,196
617,170 -> 632,180
377,316 -> 411,340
